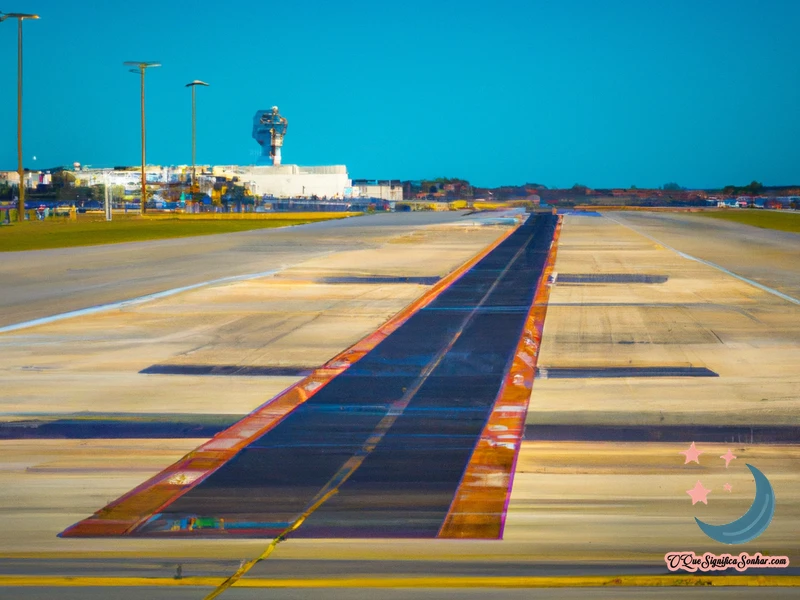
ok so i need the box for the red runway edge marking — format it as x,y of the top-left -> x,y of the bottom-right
437,215 -> 563,539
59,221 -> 522,537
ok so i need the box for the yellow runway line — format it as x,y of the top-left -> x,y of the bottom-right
0,575 -> 798,588
0,576 -> 222,587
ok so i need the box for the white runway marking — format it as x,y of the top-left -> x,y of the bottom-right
0,268 -> 285,334
603,214 -> 800,306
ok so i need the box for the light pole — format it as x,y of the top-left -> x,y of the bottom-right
1,12 -> 40,222
185,81 -> 208,206
104,169 -> 112,221
123,61 -> 160,215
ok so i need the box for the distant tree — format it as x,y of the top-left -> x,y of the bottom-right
429,185 -> 437,194
51,171 -> 76,188
747,180 -> 763,194
222,184 -> 247,210
91,184 -> 106,203
663,182 -> 681,191
630,185 -> 637,190
723,185 -> 736,195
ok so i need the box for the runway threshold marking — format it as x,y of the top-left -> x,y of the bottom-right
438,215 -> 562,539
0,575 -> 797,588
60,219 -> 521,538
604,214 -> 800,306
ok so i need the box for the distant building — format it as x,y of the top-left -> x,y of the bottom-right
68,164 -> 351,199
348,179 -> 403,201
217,165 -> 351,199
0,170 -> 39,188
72,166 -> 183,189
0,171 -> 19,185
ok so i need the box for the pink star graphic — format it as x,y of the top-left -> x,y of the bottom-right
724,483 -> 732,492
687,481 -> 711,505
680,442 -> 703,464
720,449 -> 737,468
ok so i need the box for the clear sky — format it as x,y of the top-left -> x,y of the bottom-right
1,0 -> 798,188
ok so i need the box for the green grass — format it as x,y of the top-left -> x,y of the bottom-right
695,210 -> 800,233
0,214 -> 349,252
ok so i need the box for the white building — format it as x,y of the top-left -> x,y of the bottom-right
67,163 -> 351,199
346,180 -> 403,201
212,164 -> 350,198
72,166 -> 191,189
0,170 -> 41,188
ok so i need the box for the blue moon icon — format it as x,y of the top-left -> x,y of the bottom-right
695,464 -> 775,545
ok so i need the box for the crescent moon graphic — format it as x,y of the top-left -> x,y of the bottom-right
695,464 -> 775,545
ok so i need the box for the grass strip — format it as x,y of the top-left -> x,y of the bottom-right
695,210 -> 800,233
0,214 -> 353,252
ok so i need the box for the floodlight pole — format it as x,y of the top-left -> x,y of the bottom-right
17,18 -> 23,220
1,12 -> 40,222
124,61 -> 160,215
185,80 -> 209,202
139,68 -> 145,214
104,170 -> 111,221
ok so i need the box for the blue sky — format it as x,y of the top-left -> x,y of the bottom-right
1,0 -> 798,188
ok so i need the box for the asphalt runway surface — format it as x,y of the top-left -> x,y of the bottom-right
1,210 -> 797,598
0,211 -> 472,329
2,557 -> 796,578
609,211 -> 800,301
126,214 -> 557,538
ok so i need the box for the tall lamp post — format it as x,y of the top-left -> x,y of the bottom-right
123,61 -> 160,215
185,80 -> 209,207
1,12 -> 40,222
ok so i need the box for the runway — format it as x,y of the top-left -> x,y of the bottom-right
0,210 -> 797,597
0,211 -> 475,329
61,214 -> 558,539
609,211 -> 800,300
3,583 -> 800,600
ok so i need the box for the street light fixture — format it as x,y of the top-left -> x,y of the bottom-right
1,12 -> 40,222
185,80 -> 209,206
123,61 -> 160,215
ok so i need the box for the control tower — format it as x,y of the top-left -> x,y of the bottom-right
252,106 -> 288,166
241,106 -> 350,198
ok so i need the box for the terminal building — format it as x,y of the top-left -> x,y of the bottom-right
22,106 -> 378,202
211,164 -> 351,199
66,163 -> 352,201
